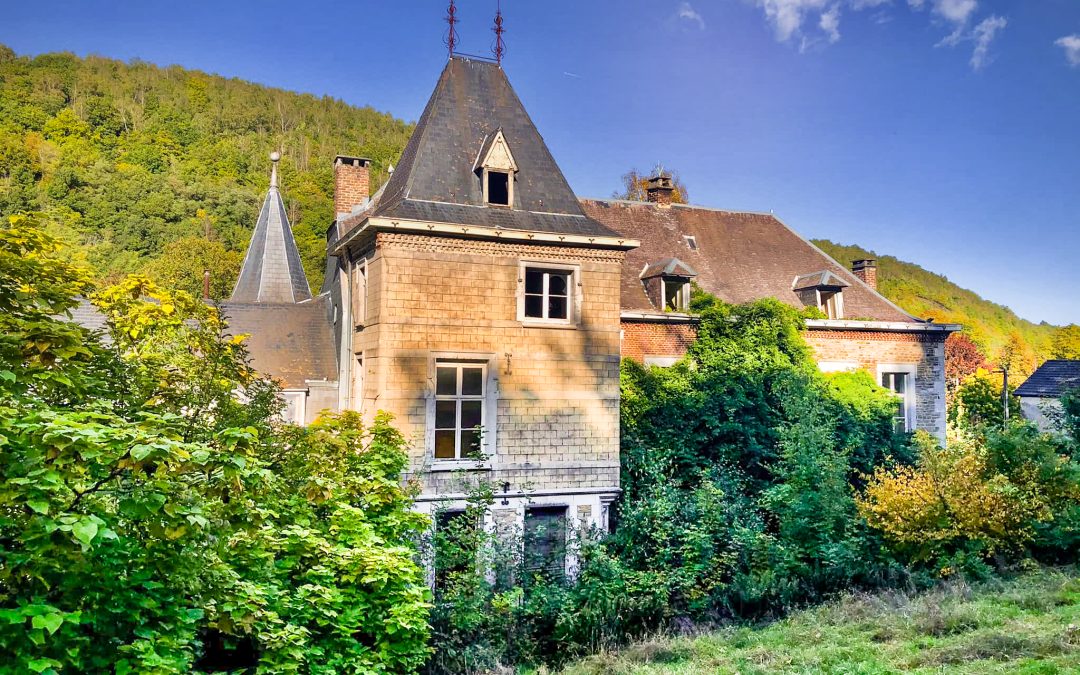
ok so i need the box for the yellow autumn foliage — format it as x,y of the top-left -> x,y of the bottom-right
858,432 -> 1059,560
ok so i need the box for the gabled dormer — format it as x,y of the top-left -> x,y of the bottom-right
793,270 -> 849,319
641,258 -> 697,312
474,129 -> 517,207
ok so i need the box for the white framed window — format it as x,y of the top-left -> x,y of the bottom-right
351,257 -> 367,327
683,235 -> 698,251
644,355 -> 680,368
517,261 -> 580,326
878,363 -> 917,433
661,277 -> 691,312
433,362 -> 487,460
281,389 -> 307,426
350,353 -> 364,412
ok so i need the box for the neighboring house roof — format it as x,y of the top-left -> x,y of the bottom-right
1015,360 -> 1080,399
359,56 -> 619,239
219,296 -> 338,389
793,270 -> 849,291
579,199 -> 914,321
231,158 -> 312,303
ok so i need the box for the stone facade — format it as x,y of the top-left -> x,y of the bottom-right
340,232 -> 625,530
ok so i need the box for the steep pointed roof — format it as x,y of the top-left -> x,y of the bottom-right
366,56 -> 619,238
231,154 -> 312,303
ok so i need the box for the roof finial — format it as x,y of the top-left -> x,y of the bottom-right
492,0 -> 506,64
269,150 -> 281,188
445,0 -> 459,58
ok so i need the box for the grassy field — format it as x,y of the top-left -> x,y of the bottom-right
556,567 -> 1080,674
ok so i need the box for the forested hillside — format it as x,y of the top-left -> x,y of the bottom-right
0,45 -> 412,295
814,239 -> 1058,373
0,46 -> 1065,370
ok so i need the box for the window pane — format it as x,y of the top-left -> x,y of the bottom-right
525,269 -> 544,294
894,374 -> 906,395
461,368 -> 484,396
436,366 -> 458,395
435,400 -> 457,429
548,272 -> 568,296
460,430 -> 482,458
525,295 -> 543,318
548,296 -> 567,320
434,430 -> 457,459
460,400 -> 483,430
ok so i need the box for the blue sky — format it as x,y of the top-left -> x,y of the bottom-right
2,1 -> 1078,325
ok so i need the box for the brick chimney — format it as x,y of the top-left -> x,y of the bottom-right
852,259 -> 878,290
334,155 -> 372,220
645,172 -> 675,206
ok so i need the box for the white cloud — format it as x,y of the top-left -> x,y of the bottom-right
820,4 -> 842,43
753,0 -> 830,42
969,15 -> 1007,70
932,0 -> 977,25
676,1 -> 706,30
1057,34 -> 1080,68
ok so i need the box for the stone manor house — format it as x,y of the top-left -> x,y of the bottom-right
221,55 -> 958,543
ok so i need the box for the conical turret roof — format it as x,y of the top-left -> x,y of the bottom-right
231,153 -> 312,303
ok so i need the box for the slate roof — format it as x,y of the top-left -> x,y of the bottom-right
580,199 -> 914,321
793,270 -> 850,291
231,167 -> 312,303
219,296 -> 337,389
357,56 -> 620,239
641,258 -> 697,279
1015,360 -> 1080,399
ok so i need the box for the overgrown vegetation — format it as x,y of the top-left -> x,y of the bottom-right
0,215 -> 430,673
0,45 -> 412,295
557,566 -> 1080,674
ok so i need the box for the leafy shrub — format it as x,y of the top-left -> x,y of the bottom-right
0,215 -> 430,673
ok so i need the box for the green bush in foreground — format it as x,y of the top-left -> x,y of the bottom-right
0,215 -> 430,673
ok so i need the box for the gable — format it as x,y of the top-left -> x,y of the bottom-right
476,129 -> 517,172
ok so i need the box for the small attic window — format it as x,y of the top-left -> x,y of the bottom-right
820,290 -> 843,320
684,235 -> 698,251
662,277 -> 691,311
486,170 -> 510,206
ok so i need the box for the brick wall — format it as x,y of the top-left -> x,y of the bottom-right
621,321 -> 697,362
803,330 -> 948,439
345,232 -> 625,505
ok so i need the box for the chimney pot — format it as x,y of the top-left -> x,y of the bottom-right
334,155 -> 372,223
645,173 -> 675,206
851,259 -> 878,290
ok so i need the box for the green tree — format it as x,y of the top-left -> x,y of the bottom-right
140,235 -> 242,299
0,215 -> 430,673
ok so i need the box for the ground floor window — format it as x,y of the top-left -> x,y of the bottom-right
433,509 -> 478,596
880,370 -> 913,432
524,506 -> 568,581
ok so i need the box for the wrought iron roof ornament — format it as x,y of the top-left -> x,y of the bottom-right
445,0 -> 459,57
493,0 -> 506,64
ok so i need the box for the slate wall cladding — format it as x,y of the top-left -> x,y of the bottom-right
621,320 -> 949,439
346,232 -> 625,517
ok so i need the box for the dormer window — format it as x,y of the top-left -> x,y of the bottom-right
641,258 -> 697,313
476,129 -> 517,208
793,271 -> 849,320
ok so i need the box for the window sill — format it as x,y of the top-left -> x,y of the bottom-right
428,459 -> 493,472
521,320 -> 578,330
